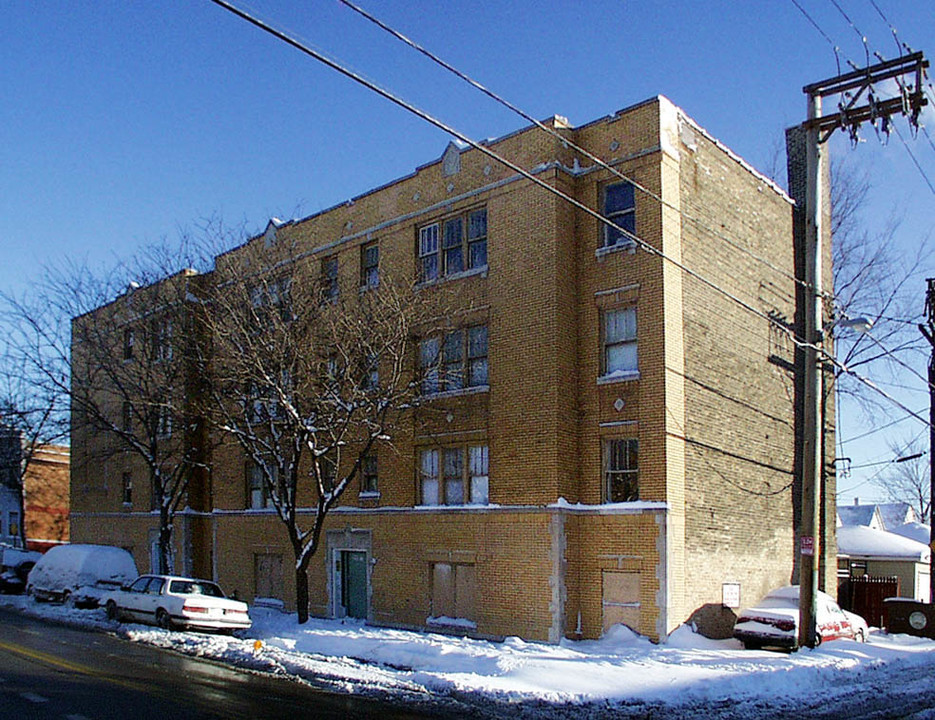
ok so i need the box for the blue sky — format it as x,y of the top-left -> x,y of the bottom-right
2,1 -> 933,504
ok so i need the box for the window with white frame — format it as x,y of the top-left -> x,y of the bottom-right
419,444 -> 489,506
604,438 -> 638,502
602,307 -> 637,378
247,461 -> 274,509
418,208 -> 487,282
420,448 -> 439,505
421,325 -> 488,395
360,241 -> 379,289
602,181 -> 635,247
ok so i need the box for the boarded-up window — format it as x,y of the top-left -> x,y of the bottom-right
431,562 -> 476,622
602,570 -> 640,633
255,553 -> 283,601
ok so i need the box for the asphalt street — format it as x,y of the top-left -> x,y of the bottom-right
0,608 -> 442,719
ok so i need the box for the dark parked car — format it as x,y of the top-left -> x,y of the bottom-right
0,544 -> 41,594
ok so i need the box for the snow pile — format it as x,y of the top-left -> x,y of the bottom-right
4,594 -> 935,716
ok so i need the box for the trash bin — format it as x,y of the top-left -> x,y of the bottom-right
884,598 -> 935,639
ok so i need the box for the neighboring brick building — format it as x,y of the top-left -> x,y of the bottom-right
71,96 -> 833,641
0,426 -> 69,550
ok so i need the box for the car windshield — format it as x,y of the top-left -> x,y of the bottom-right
169,580 -> 224,597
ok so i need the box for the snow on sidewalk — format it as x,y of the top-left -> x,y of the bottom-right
4,594 -> 935,714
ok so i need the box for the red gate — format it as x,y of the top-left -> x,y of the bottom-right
840,576 -> 900,627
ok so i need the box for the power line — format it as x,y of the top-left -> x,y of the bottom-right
827,0 -> 871,66
207,0 -> 814,353
891,122 -> 935,195
789,0 -> 843,73
838,406 -> 922,444
867,0 -> 904,58
836,424 -> 928,496
337,0 -> 813,302
209,0 -> 935,439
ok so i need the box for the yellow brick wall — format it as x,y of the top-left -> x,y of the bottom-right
73,97 -> 803,643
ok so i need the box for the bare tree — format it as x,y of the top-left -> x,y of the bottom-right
830,158 -> 931,411
204,237 -> 444,623
1,239 -> 214,572
872,439 -> 930,521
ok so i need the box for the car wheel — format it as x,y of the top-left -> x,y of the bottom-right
105,600 -> 119,621
813,632 -> 823,647
156,608 -> 172,630
742,640 -> 761,650
62,590 -> 74,607
856,629 -> 866,643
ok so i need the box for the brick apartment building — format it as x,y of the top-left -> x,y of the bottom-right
71,96 -> 835,642
1,427 -> 69,551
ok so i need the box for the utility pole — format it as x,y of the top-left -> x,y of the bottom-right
798,51 -> 928,649
919,279 -> 935,605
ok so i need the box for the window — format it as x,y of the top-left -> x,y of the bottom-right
361,453 -> 378,495
360,354 -> 379,391
420,337 -> 440,395
602,181 -> 635,247
422,325 -> 488,395
467,326 -> 488,386
443,448 -> 463,504
122,402 -> 132,432
360,242 -> 379,289
604,438 -> 638,502
319,452 -> 336,491
123,328 -> 135,360
247,461 -> 273,509
8,511 -> 18,539
153,318 -> 172,362
155,399 -> 172,437
419,444 -> 489,506
321,256 -> 339,303
469,445 -> 489,504
442,331 -> 463,391
122,472 -> 133,505
418,208 -> 487,282
602,307 -> 637,377
419,224 -> 439,282
420,449 -> 439,505
431,562 -> 476,625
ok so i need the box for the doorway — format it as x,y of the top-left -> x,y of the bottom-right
334,550 -> 368,619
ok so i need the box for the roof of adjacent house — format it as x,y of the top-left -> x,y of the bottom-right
875,503 -> 917,530
837,524 -> 930,562
890,522 -> 932,546
837,504 -> 883,529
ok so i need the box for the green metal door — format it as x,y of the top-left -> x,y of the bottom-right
341,550 -> 368,619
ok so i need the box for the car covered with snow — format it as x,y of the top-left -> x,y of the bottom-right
104,574 -> 251,633
733,585 -> 868,650
0,543 -> 41,593
26,543 -> 138,607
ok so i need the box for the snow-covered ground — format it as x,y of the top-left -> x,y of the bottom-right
4,594 -> 935,718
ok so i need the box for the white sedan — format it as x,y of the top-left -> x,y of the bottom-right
104,575 -> 251,633
733,585 -> 868,650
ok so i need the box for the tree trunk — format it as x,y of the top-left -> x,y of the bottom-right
159,508 -> 172,575
295,563 -> 310,624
